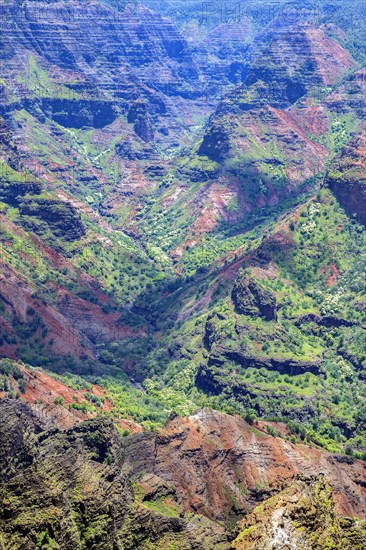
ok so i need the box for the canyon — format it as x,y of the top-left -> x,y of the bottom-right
0,0 -> 365,548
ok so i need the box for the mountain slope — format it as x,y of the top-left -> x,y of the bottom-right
130,181 -> 366,456
0,400 -> 230,549
126,24 -> 364,267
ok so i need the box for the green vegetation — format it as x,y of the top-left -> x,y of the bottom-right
0,359 -> 25,399
233,477 -> 366,549
95,189 -> 364,457
38,187 -> 362,457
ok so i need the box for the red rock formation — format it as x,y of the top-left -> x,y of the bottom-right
153,411 -> 366,521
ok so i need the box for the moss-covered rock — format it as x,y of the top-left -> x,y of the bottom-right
0,400 -> 230,549
232,476 -> 366,549
232,273 -> 277,321
325,130 -> 366,225
19,197 -> 85,241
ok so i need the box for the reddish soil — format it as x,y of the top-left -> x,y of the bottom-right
21,368 -> 109,408
0,215 -> 146,361
0,363 -> 142,432
321,263 -> 340,287
191,182 -> 238,236
251,263 -> 279,280
267,105 -> 328,182
288,104 -> 330,137
306,28 -> 358,85
155,411 -> 366,520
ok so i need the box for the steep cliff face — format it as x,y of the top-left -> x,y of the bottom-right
0,400 -> 230,549
196,19 -> 358,212
0,272 -> 132,364
151,411 -> 366,522
0,0 -> 218,256
0,360 -> 142,432
232,273 -> 277,320
133,183 -> 365,457
133,14 -> 363,258
0,4 -> 365,546
0,0 -> 363,257
0,0 -> 202,146
0,100 -> 153,370
245,22 -> 357,108
0,211 -> 147,369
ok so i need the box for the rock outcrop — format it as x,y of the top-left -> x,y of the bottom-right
0,400 -> 230,549
0,4 -> 365,547
232,476 -> 366,549
325,129 -> 366,225
232,273 -> 277,321
0,0 -> 202,150
190,7 -> 362,231
124,410 -> 366,523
